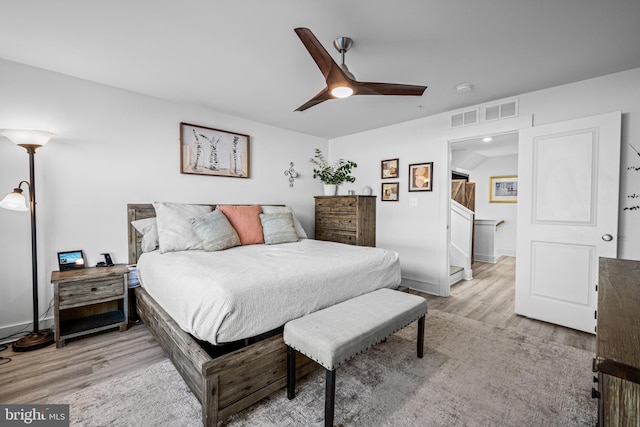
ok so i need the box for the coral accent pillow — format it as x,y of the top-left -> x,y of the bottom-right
218,204 -> 264,245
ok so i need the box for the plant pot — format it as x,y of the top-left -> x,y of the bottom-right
323,184 -> 337,196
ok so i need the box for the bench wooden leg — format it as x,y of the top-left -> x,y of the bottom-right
287,346 -> 296,400
417,315 -> 425,358
325,369 -> 336,427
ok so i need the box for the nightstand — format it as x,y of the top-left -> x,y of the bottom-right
51,265 -> 129,348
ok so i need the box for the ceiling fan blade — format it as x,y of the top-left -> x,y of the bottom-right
294,27 -> 350,87
354,82 -> 427,97
295,86 -> 333,111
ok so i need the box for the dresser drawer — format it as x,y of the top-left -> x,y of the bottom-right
58,277 -> 124,309
315,197 -> 357,213
315,229 -> 356,245
315,213 -> 357,231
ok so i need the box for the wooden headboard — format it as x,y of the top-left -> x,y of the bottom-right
127,204 -> 156,264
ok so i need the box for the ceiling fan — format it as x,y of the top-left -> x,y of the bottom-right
294,27 -> 427,111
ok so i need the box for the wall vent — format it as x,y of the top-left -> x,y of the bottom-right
484,99 -> 518,121
450,108 -> 479,128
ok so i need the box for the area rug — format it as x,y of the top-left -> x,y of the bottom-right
56,310 -> 596,426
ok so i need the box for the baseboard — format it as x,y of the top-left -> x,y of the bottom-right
0,317 -> 54,345
497,248 -> 516,257
474,253 -> 497,263
401,277 -> 439,295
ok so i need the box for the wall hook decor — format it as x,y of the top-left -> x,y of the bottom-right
284,162 -> 299,187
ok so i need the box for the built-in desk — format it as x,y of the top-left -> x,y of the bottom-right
593,257 -> 640,426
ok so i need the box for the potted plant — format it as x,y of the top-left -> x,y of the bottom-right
309,148 -> 357,195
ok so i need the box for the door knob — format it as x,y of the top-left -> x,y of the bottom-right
601,234 -> 613,242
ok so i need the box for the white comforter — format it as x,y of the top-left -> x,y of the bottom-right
137,239 -> 401,344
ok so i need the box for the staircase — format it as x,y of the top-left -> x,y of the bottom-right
450,265 -> 464,285
450,200 -> 474,285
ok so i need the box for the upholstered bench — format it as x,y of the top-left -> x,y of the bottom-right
284,288 -> 427,427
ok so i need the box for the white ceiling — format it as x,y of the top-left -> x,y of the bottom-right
1,1 -> 639,139
450,132 -> 518,171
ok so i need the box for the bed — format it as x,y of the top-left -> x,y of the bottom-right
127,203 -> 401,425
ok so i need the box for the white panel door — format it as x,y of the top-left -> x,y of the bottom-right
515,111 -> 621,333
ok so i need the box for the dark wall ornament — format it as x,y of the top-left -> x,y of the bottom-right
624,143 -> 640,212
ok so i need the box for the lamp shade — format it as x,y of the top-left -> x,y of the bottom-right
0,188 -> 29,211
0,129 -> 55,147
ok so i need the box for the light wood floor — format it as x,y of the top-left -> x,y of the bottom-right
0,256 -> 594,404
422,256 -> 595,352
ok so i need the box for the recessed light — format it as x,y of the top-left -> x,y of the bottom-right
482,137 -> 493,142
456,83 -> 473,93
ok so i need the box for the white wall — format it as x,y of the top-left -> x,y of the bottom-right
3,58 -> 639,334
330,67 -> 640,294
469,154 -> 518,257
0,59 -> 327,336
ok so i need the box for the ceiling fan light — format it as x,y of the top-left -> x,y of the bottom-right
331,86 -> 353,98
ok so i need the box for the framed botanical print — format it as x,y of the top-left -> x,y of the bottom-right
408,162 -> 433,192
381,158 -> 399,179
381,182 -> 399,201
180,122 -> 250,178
489,175 -> 518,203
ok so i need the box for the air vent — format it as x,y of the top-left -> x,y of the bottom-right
450,108 -> 479,127
484,99 -> 518,121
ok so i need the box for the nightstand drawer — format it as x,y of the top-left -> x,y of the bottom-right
58,278 -> 124,309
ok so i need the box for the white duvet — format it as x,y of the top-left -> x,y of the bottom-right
137,239 -> 401,344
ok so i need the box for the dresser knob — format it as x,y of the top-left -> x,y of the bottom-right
591,388 -> 601,399
593,376 -> 599,383
91,287 -> 97,292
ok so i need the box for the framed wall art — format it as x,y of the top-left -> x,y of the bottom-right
489,175 -> 518,203
408,162 -> 433,192
381,158 -> 399,179
381,182 -> 399,201
180,122 -> 250,178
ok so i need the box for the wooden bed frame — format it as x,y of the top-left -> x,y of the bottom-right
127,204 -> 316,426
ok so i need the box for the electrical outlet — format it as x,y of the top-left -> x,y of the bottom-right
409,198 -> 418,207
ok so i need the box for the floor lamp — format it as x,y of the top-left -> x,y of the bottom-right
0,129 -> 55,352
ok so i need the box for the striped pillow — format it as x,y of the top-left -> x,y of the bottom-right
259,212 -> 299,245
190,210 -> 241,251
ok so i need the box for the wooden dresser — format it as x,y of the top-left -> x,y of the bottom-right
314,196 -> 376,247
593,257 -> 640,426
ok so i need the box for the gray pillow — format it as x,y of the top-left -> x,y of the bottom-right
191,210 -> 241,251
260,205 -> 307,238
153,202 -> 212,253
259,212 -> 299,245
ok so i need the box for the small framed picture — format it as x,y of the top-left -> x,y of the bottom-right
381,158 -> 399,179
180,122 -> 250,178
408,162 -> 433,192
489,175 -> 518,203
381,182 -> 399,201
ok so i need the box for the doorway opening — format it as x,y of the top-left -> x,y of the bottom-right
448,132 -> 519,290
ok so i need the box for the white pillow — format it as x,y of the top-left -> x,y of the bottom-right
260,205 -> 307,239
153,202 -> 212,253
131,217 -> 159,252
